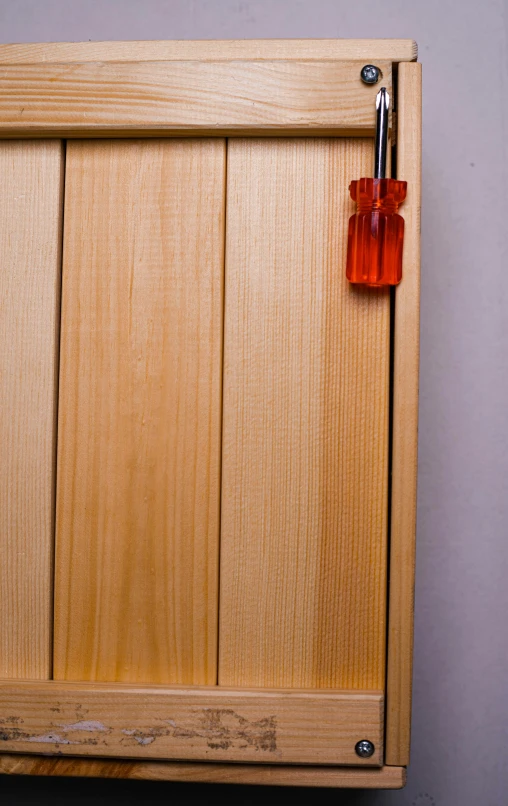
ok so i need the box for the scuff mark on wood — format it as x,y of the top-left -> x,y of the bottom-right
1,707 -> 277,755
27,732 -> 71,745
119,709 -> 277,753
61,720 -> 109,733
0,724 -> 30,742
122,729 -> 158,746
0,715 -> 109,748
199,709 -> 277,752
74,704 -> 90,721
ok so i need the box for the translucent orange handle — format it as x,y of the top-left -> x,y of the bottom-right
346,177 -> 407,286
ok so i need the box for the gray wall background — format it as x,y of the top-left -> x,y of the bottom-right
1,2 -> 507,805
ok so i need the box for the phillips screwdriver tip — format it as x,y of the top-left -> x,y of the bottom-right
376,87 -> 390,111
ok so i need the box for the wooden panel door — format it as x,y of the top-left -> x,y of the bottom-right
54,139 -> 225,684
53,136 -> 390,692
0,42 -> 421,787
220,138 -> 390,690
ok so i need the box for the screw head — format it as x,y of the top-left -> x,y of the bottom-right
355,739 -> 375,758
360,64 -> 381,85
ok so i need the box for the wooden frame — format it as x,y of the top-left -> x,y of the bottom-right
0,38 -> 417,63
0,60 -> 392,138
0,39 -> 420,789
386,61 -> 422,766
0,754 -> 406,788
0,681 -> 383,767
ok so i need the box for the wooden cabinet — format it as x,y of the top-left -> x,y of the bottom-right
0,39 -> 421,789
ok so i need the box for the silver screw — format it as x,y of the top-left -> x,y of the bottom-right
360,64 -> 381,85
355,739 -> 375,758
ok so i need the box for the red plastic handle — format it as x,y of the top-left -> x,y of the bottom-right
346,178 -> 407,286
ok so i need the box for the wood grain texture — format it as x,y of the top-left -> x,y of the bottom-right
0,60 -> 391,138
220,139 -> 391,689
0,38 -> 417,63
385,63 -> 422,767
0,681 -> 383,766
0,755 -> 406,788
54,140 -> 225,684
0,141 -> 64,679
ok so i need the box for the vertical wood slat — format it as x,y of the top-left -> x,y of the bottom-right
54,139 -> 225,684
219,138 -> 391,689
385,62 -> 422,766
0,141 -> 64,678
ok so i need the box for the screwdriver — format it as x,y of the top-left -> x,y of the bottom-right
346,87 -> 407,286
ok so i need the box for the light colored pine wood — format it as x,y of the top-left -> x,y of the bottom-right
0,141 -> 64,679
0,60 -> 391,138
0,38 -> 417,63
0,680 -> 383,766
220,138 -> 390,689
54,139 -> 225,684
385,62 -> 422,766
0,754 -> 406,788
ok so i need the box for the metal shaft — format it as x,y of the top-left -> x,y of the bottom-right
374,87 -> 390,179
